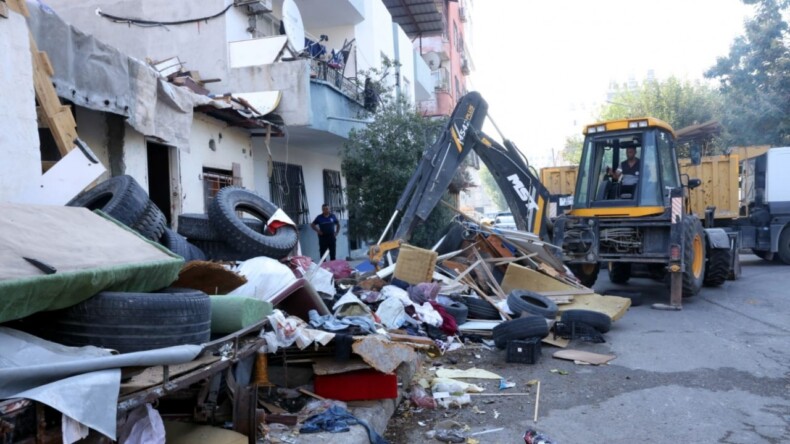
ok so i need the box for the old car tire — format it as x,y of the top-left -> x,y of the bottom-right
608,262 -> 631,284
569,263 -> 600,288
131,200 -> 167,241
208,187 -> 298,259
160,228 -> 192,259
492,315 -> 549,349
441,301 -> 468,325
462,296 -> 501,320
67,175 -> 149,227
507,290 -> 558,319
682,216 -> 706,297
33,288 -> 211,353
560,309 -> 612,333
703,248 -> 731,287
178,213 -> 264,242
190,239 -> 250,262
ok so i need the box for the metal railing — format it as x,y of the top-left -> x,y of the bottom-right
309,59 -> 364,103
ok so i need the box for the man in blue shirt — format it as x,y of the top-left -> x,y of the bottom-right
311,204 -> 340,260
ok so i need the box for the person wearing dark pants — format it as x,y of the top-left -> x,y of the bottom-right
311,204 -> 340,260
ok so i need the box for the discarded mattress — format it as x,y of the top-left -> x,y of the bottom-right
0,204 -> 183,323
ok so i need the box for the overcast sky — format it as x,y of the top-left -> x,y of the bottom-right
468,0 -> 755,168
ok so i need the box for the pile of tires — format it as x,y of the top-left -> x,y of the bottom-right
179,186 -> 298,261
68,175 -> 206,262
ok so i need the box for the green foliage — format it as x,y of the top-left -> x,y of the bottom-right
341,97 -> 456,248
561,135 -> 584,164
479,165 -> 507,210
705,0 -> 790,146
599,77 -> 723,131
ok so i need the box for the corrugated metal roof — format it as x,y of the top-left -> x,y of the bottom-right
382,0 -> 445,37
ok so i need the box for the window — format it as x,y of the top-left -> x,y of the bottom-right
269,162 -> 310,224
323,170 -> 345,218
657,130 -> 680,192
202,167 -> 234,211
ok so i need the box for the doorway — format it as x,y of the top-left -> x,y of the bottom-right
147,142 -> 173,225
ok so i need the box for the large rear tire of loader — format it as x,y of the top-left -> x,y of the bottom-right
777,226 -> 790,265
682,216 -> 706,297
569,263 -> 600,288
608,262 -> 631,284
703,248 -> 731,287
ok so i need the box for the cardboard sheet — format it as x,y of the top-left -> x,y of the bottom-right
553,349 -> 616,365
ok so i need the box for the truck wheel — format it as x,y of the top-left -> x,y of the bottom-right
682,216 -> 706,297
507,290 -> 558,319
492,315 -> 549,349
208,187 -> 298,259
752,249 -> 774,261
568,263 -> 599,288
608,262 -> 631,284
31,288 -> 211,353
703,248 -> 731,287
777,226 -> 790,265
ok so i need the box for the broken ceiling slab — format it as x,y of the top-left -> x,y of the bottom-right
553,349 -> 616,365
352,335 -> 417,374
234,91 -> 283,116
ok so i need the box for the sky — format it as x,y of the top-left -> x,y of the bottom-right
468,0 -> 756,169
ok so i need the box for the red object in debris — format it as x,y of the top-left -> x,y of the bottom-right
314,369 -> 398,401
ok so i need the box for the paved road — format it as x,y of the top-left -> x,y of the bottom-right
386,254 -> 790,443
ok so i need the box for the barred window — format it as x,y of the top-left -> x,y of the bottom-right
203,167 -> 234,211
323,170 -> 345,218
269,162 -> 310,224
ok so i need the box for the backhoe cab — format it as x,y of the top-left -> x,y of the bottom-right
554,117 -> 733,308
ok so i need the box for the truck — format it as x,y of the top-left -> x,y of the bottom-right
550,117 -> 736,308
541,146 -> 790,266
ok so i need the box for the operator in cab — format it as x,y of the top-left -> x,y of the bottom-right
612,146 -> 640,196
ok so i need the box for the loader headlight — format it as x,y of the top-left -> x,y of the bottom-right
628,120 -> 648,128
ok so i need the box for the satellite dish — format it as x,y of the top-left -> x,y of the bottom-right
424,52 -> 441,69
282,0 -> 305,54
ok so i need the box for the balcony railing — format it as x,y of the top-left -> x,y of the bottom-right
309,59 -> 364,104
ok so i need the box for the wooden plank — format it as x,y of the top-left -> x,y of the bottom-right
29,34 -> 77,156
502,263 -> 575,294
557,293 -> 631,321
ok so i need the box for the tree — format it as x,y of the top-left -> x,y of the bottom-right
598,77 -> 724,156
342,98 -> 461,248
705,0 -> 790,146
599,77 -> 723,131
561,135 -> 584,164
478,165 -> 507,210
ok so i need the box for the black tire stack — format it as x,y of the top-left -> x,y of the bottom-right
68,175 -> 206,261
179,187 -> 299,261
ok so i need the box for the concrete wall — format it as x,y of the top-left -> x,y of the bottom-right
355,0 -> 396,73
0,12 -> 41,203
179,114 -> 255,214
394,24 -> 416,102
229,59 -> 312,126
251,136 -> 349,261
74,107 -> 112,183
46,0 -> 235,88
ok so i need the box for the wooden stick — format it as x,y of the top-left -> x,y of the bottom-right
451,259 -> 483,283
473,247 -> 506,299
533,381 -> 541,423
299,388 -> 326,400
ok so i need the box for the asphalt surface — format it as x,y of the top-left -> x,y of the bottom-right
384,254 -> 790,444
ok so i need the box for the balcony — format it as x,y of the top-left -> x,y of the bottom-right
413,50 -> 433,101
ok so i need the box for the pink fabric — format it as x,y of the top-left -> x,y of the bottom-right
430,301 -> 458,335
321,260 -> 354,279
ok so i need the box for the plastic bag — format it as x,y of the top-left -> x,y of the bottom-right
409,384 -> 437,409
229,257 -> 297,301
122,404 -> 165,444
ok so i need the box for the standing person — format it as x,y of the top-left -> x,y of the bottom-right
311,204 -> 340,260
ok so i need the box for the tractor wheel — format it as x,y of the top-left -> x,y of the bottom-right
752,249 -> 774,261
569,263 -> 600,288
703,248 -> 731,287
682,216 -> 706,297
608,262 -> 631,284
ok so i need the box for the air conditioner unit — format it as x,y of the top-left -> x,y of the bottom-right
234,0 -> 272,14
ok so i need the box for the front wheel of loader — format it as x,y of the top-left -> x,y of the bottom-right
682,216 -> 706,297
608,262 -> 631,284
569,263 -> 600,288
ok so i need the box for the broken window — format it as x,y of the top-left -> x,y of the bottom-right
270,162 -> 310,224
323,169 -> 345,219
202,167 -> 233,211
